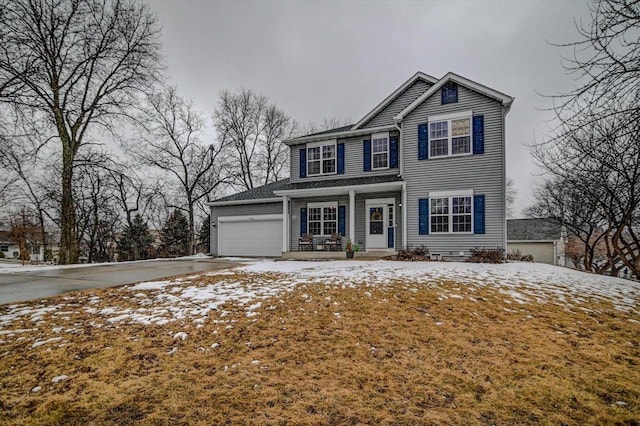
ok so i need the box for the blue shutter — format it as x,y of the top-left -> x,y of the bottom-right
299,148 -> 306,178
419,198 -> 429,235
418,123 -> 428,160
388,227 -> 395,248
473,115 -> 484,155
441,82 -> 458,104
363,139 -> 371,171
389,136 -> 398,168
338,206 -> 346,237
300,207 -> 308,235
473,195 -> 485,234
337,143 -> 345,174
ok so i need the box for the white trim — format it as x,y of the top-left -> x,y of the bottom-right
349,190 -> 356,244
394,72 -> 514,121
282,196 -> 289,253
284,124 -> 396,145
218,214 -> 283,223
306,140 -> 337,177
274,180 -> 403,197
402,182 -> 407,250
428,194 -> 474,235
508,240 -> 559,244
428,114 -> 472,159
351,72 -> 438,130
307,201 -> 338,237
428,189 -> 472,198
365,197 -> 395,205
427,110 -> 472,122
365,198 -> 395,251
371,132 -> 390,170
208,197 -> 282,207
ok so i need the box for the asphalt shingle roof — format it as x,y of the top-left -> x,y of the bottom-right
507,218 -> 562,241
213,179 -> 291,203
213,175 -> 403,203
302,124 -> 354,138
283,174 -> 403,190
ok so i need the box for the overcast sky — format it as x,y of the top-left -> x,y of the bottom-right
150,0 -> 591,217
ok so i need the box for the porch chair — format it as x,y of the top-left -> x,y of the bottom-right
325,233 -> 342,251
298,233 -> 313,251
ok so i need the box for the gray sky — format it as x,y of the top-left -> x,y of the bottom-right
150,0 -> 591,217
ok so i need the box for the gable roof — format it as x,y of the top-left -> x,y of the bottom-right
395,72 -> 514,121
507,218 -> 563,241
210,179 -> 290,204
351,71 -> 438,130
302,124 -> 354,138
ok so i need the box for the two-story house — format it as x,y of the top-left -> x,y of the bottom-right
208,72 -> 513,259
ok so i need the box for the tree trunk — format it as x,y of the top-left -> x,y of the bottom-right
59,146 -> 78,264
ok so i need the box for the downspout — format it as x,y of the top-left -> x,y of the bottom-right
501,104 -> 508,260
394,117 -> 403,178
395,117 -> 407,249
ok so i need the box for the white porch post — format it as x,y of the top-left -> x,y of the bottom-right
402,182 -> 407,250
282,195 -> 289,253
349,190 -> 356,244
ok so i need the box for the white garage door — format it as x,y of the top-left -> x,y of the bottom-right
218,214 -> 283,257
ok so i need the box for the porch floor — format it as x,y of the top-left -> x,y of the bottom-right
282,251 -> 393,260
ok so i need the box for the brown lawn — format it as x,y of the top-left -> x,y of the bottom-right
0,270 -> 638,425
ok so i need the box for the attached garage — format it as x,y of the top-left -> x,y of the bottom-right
217,214 -> 283,257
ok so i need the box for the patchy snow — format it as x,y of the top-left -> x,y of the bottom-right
51,375 -> 68,383
0,261 -> 637,345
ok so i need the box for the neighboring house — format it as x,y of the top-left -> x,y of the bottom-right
209,72 -> 514,258
507,218 -> 566,266
0,230 -> 45,262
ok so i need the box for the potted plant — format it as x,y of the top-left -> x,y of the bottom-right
346,241 -> 359,259
346,240 -> 354,259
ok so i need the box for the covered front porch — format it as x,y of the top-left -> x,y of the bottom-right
274,179 -> 406,256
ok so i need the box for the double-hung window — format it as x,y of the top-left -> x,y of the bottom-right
430,191 -> 473,234
428,111 -> 472,158
307,141 -> 336,176
308,202 -> 337,236
371,132 -> 389,169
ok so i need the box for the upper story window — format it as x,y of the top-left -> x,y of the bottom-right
307,140 -> 336,176
371,132 -> 389,170
428,111 -> 472,159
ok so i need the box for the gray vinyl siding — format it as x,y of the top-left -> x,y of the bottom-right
289,191 -> 402,252
210,202 -> 281,255
360,80 -> 432,129
290,131 -> 399,184
403,84 -> 507,255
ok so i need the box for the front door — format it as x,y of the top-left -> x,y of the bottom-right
366,198 -> 395,250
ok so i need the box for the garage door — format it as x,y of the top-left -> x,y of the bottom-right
218,214 -> 283,257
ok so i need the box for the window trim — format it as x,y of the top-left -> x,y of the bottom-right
371,132 -> 389,170
307,201 -> 338,237
428,191 -> 474,234
306,140 -> 337,177
427,110 -> 473,159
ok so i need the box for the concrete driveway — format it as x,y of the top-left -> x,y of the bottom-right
0,258 -> 240,305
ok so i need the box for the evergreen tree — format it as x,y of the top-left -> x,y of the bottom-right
198,214 -> 211,253
160,210 -> 190,257
118,214 -> 154,261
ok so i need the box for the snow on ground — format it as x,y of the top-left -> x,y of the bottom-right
0,261 -> 638,348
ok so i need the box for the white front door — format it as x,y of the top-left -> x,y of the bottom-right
365,198 -> 395,250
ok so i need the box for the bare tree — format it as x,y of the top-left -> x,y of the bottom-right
298,117 -> 352,136
0,0 -> 162,264
213,88 -> 294,190
552,0 -> 640,126
506,177 -> 517,219
134,86 -> 227,255
532,0 -> 640,278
